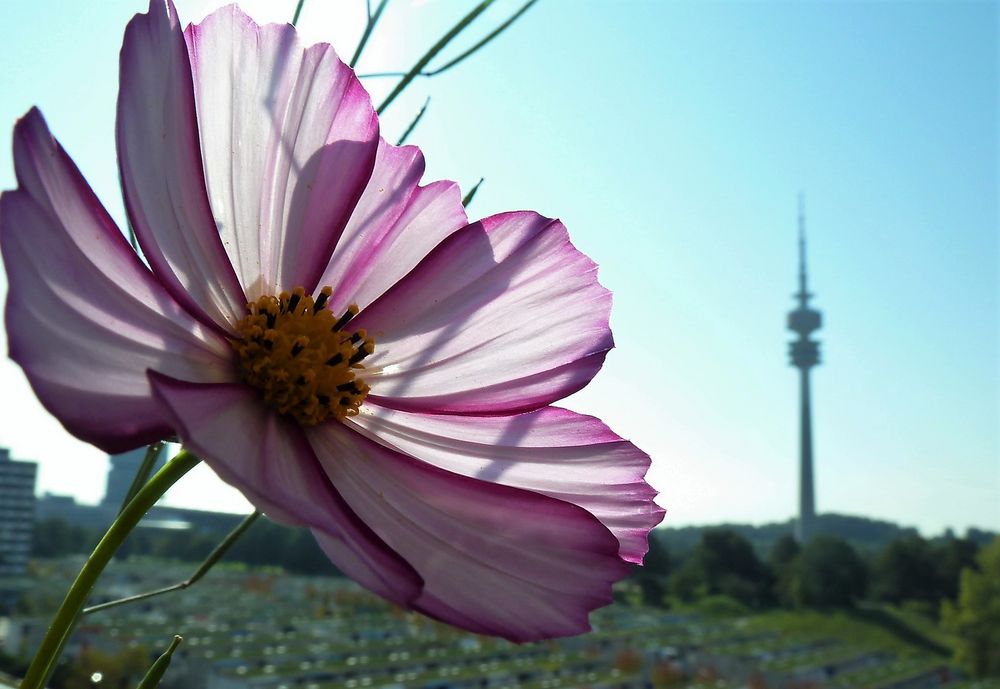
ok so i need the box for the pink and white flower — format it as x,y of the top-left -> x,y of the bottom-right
1,0 -> 663,640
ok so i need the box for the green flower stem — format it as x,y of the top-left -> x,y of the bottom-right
135,635 -> 183,689
350,0 -> 389,68
291,0 -> 306,26
19,450 -> 201,689
118,441 -> 164,515
82,510 -> 261,616
396,96 -> 430,146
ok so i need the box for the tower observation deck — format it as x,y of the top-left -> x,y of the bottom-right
787,197 -> 822,542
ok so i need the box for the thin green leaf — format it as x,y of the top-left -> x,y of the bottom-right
135,636 -> 182,689
426,0 -> 538,77
360,0 -> 538,81
377,0 -> 496,115
351,0 -> 389,68
82,511 -> 261,616
463,177 -> 484,208
291,0 -> 306,26
396,97 -> 430,145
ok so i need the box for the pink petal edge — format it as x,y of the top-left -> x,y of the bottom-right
117,0 -> 246,334
317,138 -> 468,316
349,403 -> 665,564
355,211 -> 615,415
1,108 -> 235,453
307,421 -> 631,641
184,4 -> 379,300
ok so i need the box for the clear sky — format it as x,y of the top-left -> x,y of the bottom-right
0,0 -> 996,535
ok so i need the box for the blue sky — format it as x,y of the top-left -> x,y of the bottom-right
0,0 -> 996,535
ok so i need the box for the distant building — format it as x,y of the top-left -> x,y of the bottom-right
37,493 -> 244,535
103,447 -> 166,508
36,493 -> 111,530
0,448 -> 37,577
35,446 -> 243,536
786,198 -> 823,542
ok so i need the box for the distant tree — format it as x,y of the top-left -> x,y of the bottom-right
813,514 -> 920,554
790,535 -> 867,608
632,534 -> 672,606
148,529 -> 215,561
871,534 -> 978,611
770,534 -> 800,568
770,534 -> 800,607
965,527 -> 998,548
645,533 -> 672,575
873,536 -> 939,604
696,593 -> 751,617
933,536 -> 979,600
286,528 -> 341,575
106,516 -> 342,576
699,530 -> 766,585
32,519 -> 98,557
942,537 -> 1000,677
668,557 -> 703,602
669,529 -> 772,608
227,518 -> 342,576
656,513 -> 936,561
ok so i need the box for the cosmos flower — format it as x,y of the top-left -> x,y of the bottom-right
0,1 -> 663,640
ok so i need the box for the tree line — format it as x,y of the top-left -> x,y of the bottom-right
29,517 -> 1000,677
32,516 -> 341,576
629,528 -> 1000,678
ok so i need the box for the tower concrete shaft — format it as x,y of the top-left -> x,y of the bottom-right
787,197 -> 821,542
797,368 -> 815,541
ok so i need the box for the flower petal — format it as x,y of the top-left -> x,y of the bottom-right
354,212 -> 614,414
307,422 -> 630,641
117,0 -> 246,332
185,5 -> 379,299
349,404 -> 664,564
148,373 -> 422,607
316,138 -> 467,315
0,109 -> 234,453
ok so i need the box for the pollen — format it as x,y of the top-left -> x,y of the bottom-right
231,286 -> 375,425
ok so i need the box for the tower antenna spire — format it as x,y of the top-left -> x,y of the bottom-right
798,192 -> 809,304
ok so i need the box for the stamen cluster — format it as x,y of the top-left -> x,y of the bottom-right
232,287 -> 374,425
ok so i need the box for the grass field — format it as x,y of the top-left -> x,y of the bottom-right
740,606 -> 952,658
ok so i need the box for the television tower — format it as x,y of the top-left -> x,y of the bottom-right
787,196 -> 822,542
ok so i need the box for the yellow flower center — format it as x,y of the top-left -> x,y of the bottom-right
231,286 -> 374,425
